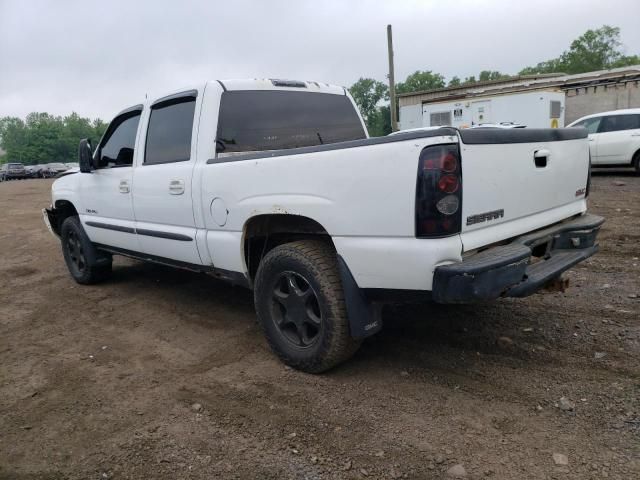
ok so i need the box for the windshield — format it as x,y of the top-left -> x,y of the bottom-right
8,163 -> 24,168
216,90 -> 366,154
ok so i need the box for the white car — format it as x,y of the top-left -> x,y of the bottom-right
43,78 -> 603,372
568,108 -> 640,172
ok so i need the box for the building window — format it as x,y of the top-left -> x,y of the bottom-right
430,111 -> 452,126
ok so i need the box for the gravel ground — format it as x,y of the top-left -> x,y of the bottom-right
0,171 -> 638,480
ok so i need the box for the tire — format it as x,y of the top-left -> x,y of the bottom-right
633,151 -> 640,174
254,240 -> 361,373
60,216 -> 112,284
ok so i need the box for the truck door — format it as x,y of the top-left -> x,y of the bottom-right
132,90 -> 203,265
80,106 -> 142,252
471,101 -> 492,125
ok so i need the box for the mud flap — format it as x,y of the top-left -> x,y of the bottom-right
337,255 -> 382,339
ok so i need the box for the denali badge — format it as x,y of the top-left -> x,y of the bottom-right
575,188 -> 586,197
466,209 -> 504,226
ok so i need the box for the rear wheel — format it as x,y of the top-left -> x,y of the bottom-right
61,216 -> 112,284
254,240 -> 361,373
633,150 -> 640,174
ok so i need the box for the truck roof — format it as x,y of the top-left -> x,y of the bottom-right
217,79 -> 346,95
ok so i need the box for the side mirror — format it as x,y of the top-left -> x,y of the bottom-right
78,139 -> 93,173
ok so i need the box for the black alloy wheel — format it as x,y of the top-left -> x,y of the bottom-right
270,271 -> 323,348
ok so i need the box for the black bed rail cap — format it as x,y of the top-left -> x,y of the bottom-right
459,127 -> 588,144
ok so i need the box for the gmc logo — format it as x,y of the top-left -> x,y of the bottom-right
466,209 -> 505,226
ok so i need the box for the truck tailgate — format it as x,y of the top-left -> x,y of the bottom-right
458,128 -> 589,251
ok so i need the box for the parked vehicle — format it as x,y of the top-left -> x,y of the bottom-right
1,162 -> 27,180
24,165 -> 37,178
43,79 -> 603,372
568,108 -> 640,172
46,163 -> 70,175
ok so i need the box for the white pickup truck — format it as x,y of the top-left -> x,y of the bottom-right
44,79 -> 603,372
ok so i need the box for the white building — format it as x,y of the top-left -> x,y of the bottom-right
398,66 -> 640,130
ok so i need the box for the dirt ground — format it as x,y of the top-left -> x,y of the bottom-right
0,172 -> 638,480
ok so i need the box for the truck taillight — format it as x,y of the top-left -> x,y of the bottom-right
415,144 -> 462,237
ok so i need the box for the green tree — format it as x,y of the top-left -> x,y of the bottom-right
348,78 -> 390,136
348,78 -> 388,124
448,76 -> 461,87
478,70 -> 511,82
0,112 -> 107,165
396,70 -> 445,94
367,105 -> 392,137
519,25 -> 640,75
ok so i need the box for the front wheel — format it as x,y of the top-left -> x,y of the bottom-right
254,240 -> 361,373
633,151 -> 640,175
60,216 -> 112,284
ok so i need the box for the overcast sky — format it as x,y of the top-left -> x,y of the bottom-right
1,0 -> 639,121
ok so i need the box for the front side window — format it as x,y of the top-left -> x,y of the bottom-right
574,117 -> 601,134
98,112 -> 141,168
216,90 -> 366,154
599,114 -> 640,133
145,98 -> 196,165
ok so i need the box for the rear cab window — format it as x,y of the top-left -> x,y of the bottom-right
215,90 -> 366,155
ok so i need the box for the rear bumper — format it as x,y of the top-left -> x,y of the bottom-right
432,213 -> 604,303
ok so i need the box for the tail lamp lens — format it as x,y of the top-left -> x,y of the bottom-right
438,174 -> 459,193
415,144 -> 462,238
436,194 -> 460,215
441,153 -> 457,172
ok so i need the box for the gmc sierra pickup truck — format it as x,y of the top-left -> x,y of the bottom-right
43,79 -> 603,372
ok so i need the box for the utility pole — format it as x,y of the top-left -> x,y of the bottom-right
387,24 -> 398,132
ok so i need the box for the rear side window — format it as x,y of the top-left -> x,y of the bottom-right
98,112 -> 141,168
145,98 -> 196,165
599,114 -> 640,133
216,90 -> 366,154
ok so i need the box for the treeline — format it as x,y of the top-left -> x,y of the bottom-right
0,113 -> 107,165
351,25 -> 640,136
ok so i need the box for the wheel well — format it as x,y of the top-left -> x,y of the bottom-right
243,214 -> 334,281
53,200 -> 79,233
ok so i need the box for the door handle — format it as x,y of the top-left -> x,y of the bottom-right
533,149 -> 550,168
119,180 -> 130,194
169,179 -> 185,195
